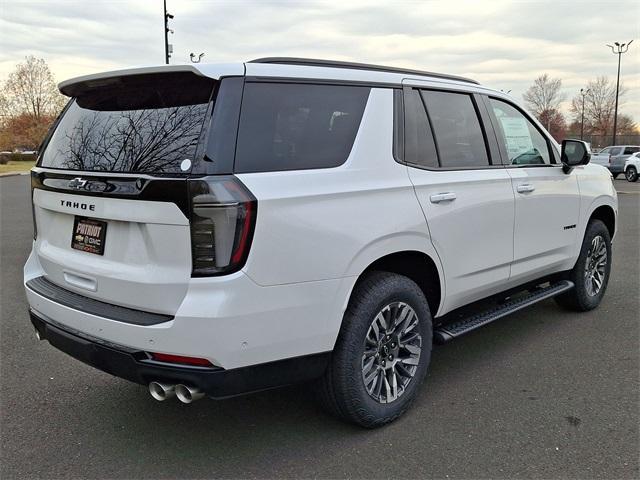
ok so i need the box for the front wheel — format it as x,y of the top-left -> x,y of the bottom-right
626,166 -> 638,182
317,271 -> 432,428
555,220 -> 612,312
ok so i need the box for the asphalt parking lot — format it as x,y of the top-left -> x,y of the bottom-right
1,174 -> 638,479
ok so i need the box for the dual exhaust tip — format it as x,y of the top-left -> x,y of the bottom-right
149,381 -> 204,404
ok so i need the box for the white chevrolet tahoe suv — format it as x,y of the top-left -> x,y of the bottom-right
24,58 -> 618,427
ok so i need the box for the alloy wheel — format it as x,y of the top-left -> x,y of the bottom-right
361,302 -> 422,404
584,235 -> 607,296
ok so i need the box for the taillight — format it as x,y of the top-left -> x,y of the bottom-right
608,154 -> 612,164
188,175 -> 256,276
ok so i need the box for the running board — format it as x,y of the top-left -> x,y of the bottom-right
434,280 -> 574,344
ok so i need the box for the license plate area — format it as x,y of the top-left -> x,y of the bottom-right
71,216 -> 107,256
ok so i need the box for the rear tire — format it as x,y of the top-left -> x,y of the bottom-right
555,220 -> 612,312
626,166 -> 638,182
612,173 -> 620,179
317,271 -> 432,428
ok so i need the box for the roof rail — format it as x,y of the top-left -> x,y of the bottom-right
248,57 -> 479,85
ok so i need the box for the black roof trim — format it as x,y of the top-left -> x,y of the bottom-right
248,57 -> 479,85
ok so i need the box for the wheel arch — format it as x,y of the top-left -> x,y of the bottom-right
348,250 -> 443,319
589,204 -> 616,239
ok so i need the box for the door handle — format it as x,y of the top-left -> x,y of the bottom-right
517,183 -> 535,194
429,192 -> 457,203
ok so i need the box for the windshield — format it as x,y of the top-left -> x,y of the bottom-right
39,72 -> 215,174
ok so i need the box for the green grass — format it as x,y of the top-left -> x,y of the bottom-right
0,160 -> 35,174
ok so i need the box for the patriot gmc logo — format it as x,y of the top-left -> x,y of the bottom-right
60,199 -> 96,211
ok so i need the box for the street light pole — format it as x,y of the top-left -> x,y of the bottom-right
164,0 -> 174,64
607,40 -> 633,145
580,88 -> 590,141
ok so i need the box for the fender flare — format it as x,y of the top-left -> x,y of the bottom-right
339,232 -> 446,315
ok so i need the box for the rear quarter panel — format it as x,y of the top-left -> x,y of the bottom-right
236,88 -> 439,287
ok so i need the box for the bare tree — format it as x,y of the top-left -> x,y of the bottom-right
3,55 -> 66,119
537,109 -> 567,141
615,114 -> 637,135
570,76 -> 627,137
523,74 -> 566,118
55,104 -> 207,173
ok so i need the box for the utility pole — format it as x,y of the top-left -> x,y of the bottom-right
580,88 -> 590,141
606,40 -> 633,145
164,0 -> 174,64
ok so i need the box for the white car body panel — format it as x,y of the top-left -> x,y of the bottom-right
31,188 -> 192,314
408,167 -> 515,313
25,250 -> 352,369
58,63 -> 245,95
624,153 -> 640,173
573,163 -> 618,248
238,89 -> 434,286
506,165 -> 581,281
24,61 -> 618,381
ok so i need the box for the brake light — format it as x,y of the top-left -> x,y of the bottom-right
149,352 -> 214,367
188,176 -> 256,276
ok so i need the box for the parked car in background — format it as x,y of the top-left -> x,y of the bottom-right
624,152 -> 640,182
590,145 -> 640,178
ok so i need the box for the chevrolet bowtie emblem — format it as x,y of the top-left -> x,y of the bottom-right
68,177 -> 87,189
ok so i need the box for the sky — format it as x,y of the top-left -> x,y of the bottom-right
0,0 -> 638,121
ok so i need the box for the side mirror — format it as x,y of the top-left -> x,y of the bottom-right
561,139 -> 591,173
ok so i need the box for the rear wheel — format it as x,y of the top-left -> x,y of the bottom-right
555,220 -> 612,312
626,166 -> 638,182
611,173 -> 620,179
317,271 -> 432,428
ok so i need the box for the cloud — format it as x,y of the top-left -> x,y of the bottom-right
1,0 -> 638,120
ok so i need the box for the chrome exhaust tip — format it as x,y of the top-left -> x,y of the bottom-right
175,384 -> 204,404
35,329 -> 42,341
149,382 -> 176,401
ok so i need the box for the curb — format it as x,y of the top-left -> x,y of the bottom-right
0,172 -> 30,178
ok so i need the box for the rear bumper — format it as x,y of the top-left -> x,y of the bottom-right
30,310 -> 330,398
24,250 -> 351,370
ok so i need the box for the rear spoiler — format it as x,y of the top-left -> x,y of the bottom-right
58,63 -> 245,97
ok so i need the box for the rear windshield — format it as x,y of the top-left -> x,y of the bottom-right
39,72 -> 215,174
234,83 -> 370,173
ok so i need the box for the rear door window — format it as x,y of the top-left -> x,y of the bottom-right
234,83 -> 370,173
39,72 -> 216,174
403,89 -> 438,168
623,147 -> 639,155
420,91 -> 489,168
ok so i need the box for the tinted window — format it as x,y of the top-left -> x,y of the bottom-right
623,147 -> 639,155
610,147 -> 622,156
489,98 -> 551,165
235,83 -> 370,173
404,89 -> 438,168
39,72 -> 215,173
421,91 -> 489,168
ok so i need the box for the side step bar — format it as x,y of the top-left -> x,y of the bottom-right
434,280 -> 574,344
